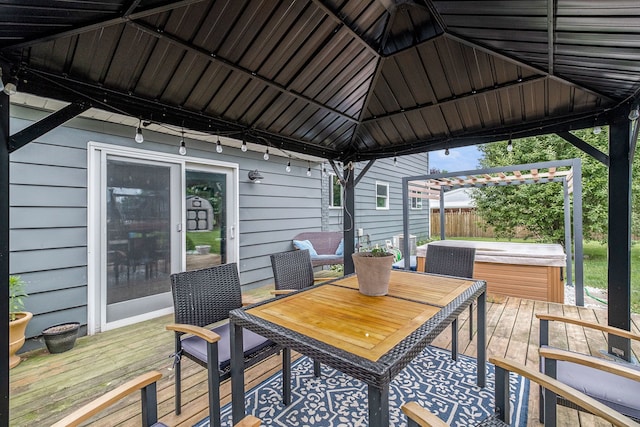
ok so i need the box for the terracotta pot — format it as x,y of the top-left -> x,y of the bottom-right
352,252 -> 395,296
9,311 -> 33,369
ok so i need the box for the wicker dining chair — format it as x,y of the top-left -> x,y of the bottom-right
425,244 -> 476,360
166,263 -> 289,427
51,370 -> 262,427
537,313 -> 640,423
270,249 -> 322,377
402,356 -> 640,427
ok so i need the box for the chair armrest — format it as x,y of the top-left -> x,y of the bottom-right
536,314 -> 640,342
166,323 -> 220,343
51,371 -> 162,427
401,401 -> 450,427
235,415 -> 262,427
489,357 -> 640,427
540,347 -> 640,382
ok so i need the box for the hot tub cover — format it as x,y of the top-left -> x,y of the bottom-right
416,240 -> 566,267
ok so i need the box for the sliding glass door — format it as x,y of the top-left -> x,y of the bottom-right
104,156 -> 180,325
89,144 -> 238,332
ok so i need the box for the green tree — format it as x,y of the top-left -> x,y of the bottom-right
472,128 -> 619,244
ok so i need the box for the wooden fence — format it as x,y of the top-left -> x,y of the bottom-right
431,209 -> 529,238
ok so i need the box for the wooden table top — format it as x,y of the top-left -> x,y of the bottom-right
336,270 -> 476,307
246,271 -> 476,362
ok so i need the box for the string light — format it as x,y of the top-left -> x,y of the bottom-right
135,120 -> 144,143
629,106 -> 640,121
179,129 -> 186,155
393,157 -> 397,166
444,148 -> 450,156
322,164 -> 327,177
306,161 -> 312,177
241,139 -> 247,152
593,126 -> 602,135
263,147 -> 269,160
216,136 -> 223,153
286,160 -> 291,173
507,139 -> 513,152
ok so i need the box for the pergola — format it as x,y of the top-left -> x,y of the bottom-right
1,1 -> 640,422
402,159 -> 584,304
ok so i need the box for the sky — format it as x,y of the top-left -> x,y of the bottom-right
429,145 -> 481,173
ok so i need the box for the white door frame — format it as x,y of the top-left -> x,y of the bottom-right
87,142 -> 239,334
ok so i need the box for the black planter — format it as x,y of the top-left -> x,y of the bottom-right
42,322 -> 80,354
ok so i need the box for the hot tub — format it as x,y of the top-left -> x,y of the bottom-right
416,240 -> 566,302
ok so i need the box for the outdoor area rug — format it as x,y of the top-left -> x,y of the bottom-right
194,345 -> 529,427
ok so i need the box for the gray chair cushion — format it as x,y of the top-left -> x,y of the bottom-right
543,352 -> 640,419
181,322 -> 273,371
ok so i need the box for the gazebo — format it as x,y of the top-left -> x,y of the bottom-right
1,2 -> 640,422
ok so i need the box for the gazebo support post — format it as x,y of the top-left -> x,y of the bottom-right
343,163 -> 356,275
1,87 -> 10,427
607,117 -> 633,361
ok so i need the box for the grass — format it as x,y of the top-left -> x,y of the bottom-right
441,237 -> 640,313
186,229 -> 221,254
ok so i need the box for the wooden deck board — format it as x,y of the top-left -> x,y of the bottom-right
9,294 -> 640,427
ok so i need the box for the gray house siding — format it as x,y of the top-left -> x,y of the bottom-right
9,103 -> 425,350
9,105 -> 319,347
326,156 -> 430,249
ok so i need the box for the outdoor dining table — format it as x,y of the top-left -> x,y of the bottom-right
230,270 -> 487,427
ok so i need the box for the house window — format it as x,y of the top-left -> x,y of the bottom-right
376,182 -> 389,209
411,192 -> 422,209
330,174 -> 343,208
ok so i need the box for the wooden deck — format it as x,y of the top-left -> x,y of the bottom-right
9,291 -> 640,427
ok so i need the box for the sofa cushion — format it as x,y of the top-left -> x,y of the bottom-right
292,239 -> 318,257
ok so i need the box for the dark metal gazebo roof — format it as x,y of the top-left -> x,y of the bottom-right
2,2 -> 640,423
1,0 -> 639,160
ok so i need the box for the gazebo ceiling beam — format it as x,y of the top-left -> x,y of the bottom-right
308,0 -> 380,57
444,32 -> 613,103
129,21 -> 359,125
362,75 -> 545,124
5,0 -> 209,50
557,131 -> 609,167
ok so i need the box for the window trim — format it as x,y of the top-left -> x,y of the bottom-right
411,191 -> 423,210
375,181 -> 389,210
329,173 -> 343,209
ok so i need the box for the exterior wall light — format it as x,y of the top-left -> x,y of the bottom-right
248,170 -> 264,183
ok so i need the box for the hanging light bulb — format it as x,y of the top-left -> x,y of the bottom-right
306,161 -> 312,177
393,157 -> 397,166
507,139 -> 513,152
629,106 -> 640,121
593,126 -> 602,135
263,148 -> 269,161
216,136 -> 223,153
135,124 -> 144,143
322,165 -> 327,177
3,75 -> 18,96
241,139 -> 247,152
179,130 -> 186,155
286,160 -> 291,173
444,148 -> 450,156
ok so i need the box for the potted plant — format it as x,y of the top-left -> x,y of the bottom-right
42,322 -> 80,354
9,275 -> 32,369
352,247 -> 395,296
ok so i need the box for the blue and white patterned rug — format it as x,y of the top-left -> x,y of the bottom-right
195,346 -> 529,427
